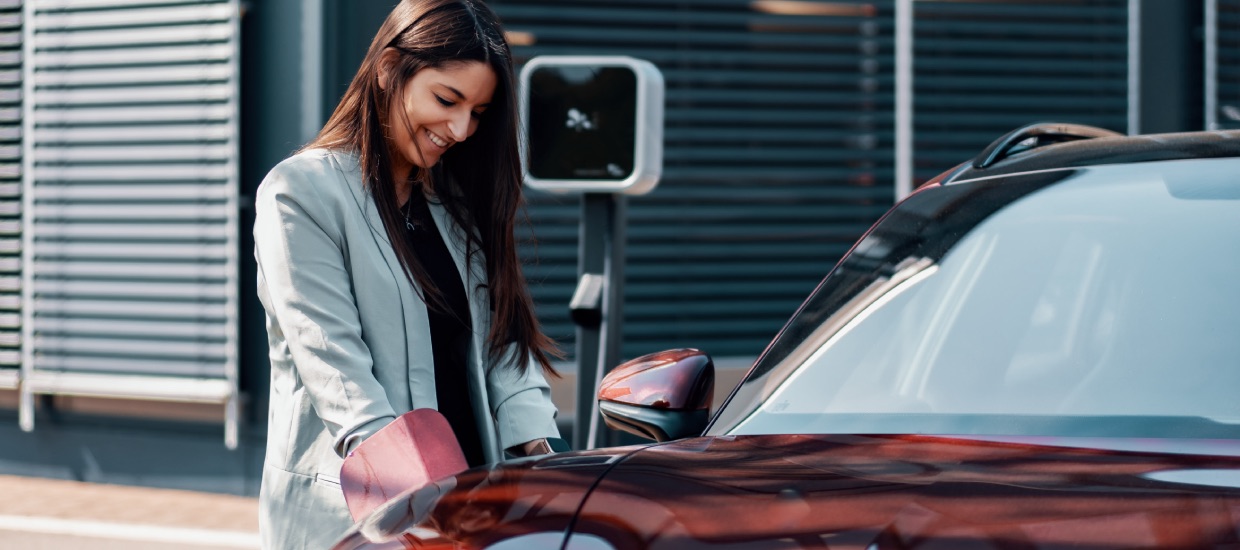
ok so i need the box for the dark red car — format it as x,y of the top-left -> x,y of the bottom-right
334,125 -> 1240,549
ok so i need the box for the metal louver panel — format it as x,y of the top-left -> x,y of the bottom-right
19,0 -> 241,448
1215,0 -> 1240,129
0,0 -> 16,389
909,0 -> 1131,184
495,0 -> 896,360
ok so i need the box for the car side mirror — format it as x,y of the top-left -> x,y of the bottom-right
596,349 -> 714,442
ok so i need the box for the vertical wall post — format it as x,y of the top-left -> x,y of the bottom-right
17,0 -> 34,434
301,0 -> 323,141
1128,0 -> 1142,135
894,0 -> 913,201
1206,0 -> 1219,130
223,0 -> 243,451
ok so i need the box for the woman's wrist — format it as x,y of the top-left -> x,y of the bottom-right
518,438 -> 554,456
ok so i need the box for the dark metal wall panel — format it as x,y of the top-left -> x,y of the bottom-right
911,0 -> 1131,183
1219,0 -> 1240,129
495,0 -> 897,360
0,0 -> 17,386
20,0 -> 241,445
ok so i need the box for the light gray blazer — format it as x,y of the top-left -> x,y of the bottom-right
253,148 -> 560,549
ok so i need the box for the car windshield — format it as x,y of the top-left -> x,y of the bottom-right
709,158 -> 1240,439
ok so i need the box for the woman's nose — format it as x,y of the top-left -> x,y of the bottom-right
447,111 -> 472,142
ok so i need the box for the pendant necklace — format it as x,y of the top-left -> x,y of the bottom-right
403,194 -> 418,232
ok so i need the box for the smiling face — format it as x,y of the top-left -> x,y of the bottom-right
383,57 -> 498,183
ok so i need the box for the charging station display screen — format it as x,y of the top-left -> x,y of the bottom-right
527,66 -> 637,181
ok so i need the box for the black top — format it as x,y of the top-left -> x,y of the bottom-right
404,193 -> 486,467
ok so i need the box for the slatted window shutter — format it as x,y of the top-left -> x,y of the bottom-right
911,0 -> 1131,184
494,0 -> 896,360
1216,0 -> 1240,129
19,0 -> 241,448
0,0 -> 17,390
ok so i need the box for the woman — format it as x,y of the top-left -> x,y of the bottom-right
252,0 -> 562,546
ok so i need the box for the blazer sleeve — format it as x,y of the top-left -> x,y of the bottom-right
486,344 -> 561,450
254,159 -> 397,457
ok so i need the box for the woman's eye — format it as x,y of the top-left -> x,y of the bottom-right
435,95 -> 454,107
471,111 -> 484,120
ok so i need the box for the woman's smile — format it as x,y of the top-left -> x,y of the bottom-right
424,129 -> 450,149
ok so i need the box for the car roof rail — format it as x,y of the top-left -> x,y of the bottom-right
973,122 -> 1122,169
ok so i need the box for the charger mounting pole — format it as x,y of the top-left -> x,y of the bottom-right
570,194 -> 626,449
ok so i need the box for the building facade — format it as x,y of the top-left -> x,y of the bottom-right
0,0 -> 1234,494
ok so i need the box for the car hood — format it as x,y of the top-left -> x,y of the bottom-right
338,434 -> 1240,549
569,434 -> 1240,549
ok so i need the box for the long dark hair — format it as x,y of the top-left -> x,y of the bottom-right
305,0 -> 559,376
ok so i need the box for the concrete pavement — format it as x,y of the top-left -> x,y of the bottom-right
0,474 -> 258,549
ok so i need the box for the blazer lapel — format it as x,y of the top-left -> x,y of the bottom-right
336,154 -> 408,299
331,152 -> 436,411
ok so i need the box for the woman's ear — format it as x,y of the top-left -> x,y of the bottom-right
376,47 -> 398,91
